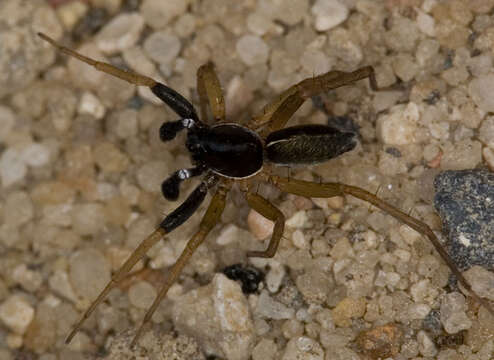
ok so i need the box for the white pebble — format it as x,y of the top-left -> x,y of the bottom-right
141,0 -> 189,29
283,336 -> 324,360
417,330 -> 437,357
311,0 -> 349,31
377,102 -> 420,145
0,295 -> 34,335
236,35 -> 269,66
247,209 -> 274,241
20,143 -> 50,167
416,9 -> 435,36
0,148 -> 27,187
469,73 -> 494,112
78,91 -> 106,119
96,13 -> 145,54
440,292 -> 472,334
256,290 -> 295,320
128,281 -> 157,309
69,248 -> 111,301
286,210 -> 309,228
300,48 -> 331,76
266,262 -> 286,293
143,31 -> 181,65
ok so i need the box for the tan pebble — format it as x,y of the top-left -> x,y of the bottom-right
247,209 -> 274,240
357,323 -> 403,358
332,297 -> 366,327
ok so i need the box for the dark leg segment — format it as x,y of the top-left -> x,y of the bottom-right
245,192 -> 285,258
130,181 -> 230,346
161,166 -> 206,201
269,175 -> 494,316
65,176 -> 217,344
151,83 -> 198,121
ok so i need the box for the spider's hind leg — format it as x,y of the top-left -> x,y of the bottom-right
269,175 -> 494,316
244,192 -> 285,258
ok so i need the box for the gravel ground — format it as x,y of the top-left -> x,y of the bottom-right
0,0 -> 493,359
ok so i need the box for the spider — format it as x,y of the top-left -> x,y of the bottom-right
38,32 -> 492,347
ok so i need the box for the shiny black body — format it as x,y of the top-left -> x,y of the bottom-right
186,124 -> 264,178
154,83 -> 357,226
265,124 -> 356,165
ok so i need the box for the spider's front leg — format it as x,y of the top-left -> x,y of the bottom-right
38,32 -> 199,123
249,66 -> 379,136
269,175 -> 494,316
131,179 -> 230,346
197,62 -> 225,123
65,176 -> 219,344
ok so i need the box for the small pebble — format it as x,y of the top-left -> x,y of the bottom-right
236,35 -> 269,66
20,143 -> 50,167
247,209 -> 274,241
96,13 -> 145,54
440,292 -> 472,334
143,31 -> 181,65
0,149 -> 27,187
311,0 -> 348,31
69,248 -> 111,301
256,290 -> 295,320
140,0 -> 189,29
377,103 -> 420,145
282,336 -> 324,360
77,91 -> 106,119
469,73 -> 494,112
331,297 -> 366,327
173,274 -> 254,360
0,295 -> 34,335
356,323 -> 403,358
128,281 -> 157,309
417,330 -> 437,357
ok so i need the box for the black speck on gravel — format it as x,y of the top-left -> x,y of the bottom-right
433,169 -> 494,271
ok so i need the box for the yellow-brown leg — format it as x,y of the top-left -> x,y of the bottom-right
197,62 -> 225,123
65,228 -> 165,343
130,182 -> 230,346
249,66 -> 379,136
38,32 -> 156,87
269,175 -> 494,316
245,192 -> 285,258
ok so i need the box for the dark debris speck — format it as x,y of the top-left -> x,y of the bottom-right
222,264 -> 264,294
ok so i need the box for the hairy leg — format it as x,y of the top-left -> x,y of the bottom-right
38,32 -> 199,121
197,62 -> 225,123
244,192 -> 285,258
269,175 -> 494,316
65,177 -> 216,343
248,66 -> 378,136
131,181 -> 230,346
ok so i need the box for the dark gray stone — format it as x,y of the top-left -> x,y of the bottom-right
433,169 -> 494,270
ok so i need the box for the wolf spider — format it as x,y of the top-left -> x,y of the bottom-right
38,32 -> 492,347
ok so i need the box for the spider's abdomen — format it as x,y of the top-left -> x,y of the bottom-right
187,123 -> 263,178
266,124 -> 356,165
